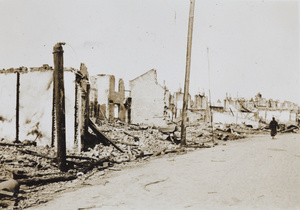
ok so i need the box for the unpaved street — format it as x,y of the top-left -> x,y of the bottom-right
29,133 -> 300,210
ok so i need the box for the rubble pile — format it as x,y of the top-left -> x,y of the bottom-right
83,122 -> 185,162
0,144 -> 62,208
0,120 -> 278,209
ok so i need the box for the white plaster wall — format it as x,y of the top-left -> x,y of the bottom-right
19,71 -> 53,146
0,70 -> 78,150
258,110 -> 294,123
213,112 -> 259,128
95,75 -> 110,105
130,70 -> 166,126
0,74 -> 17,140
93,75 -> 111,119
290,113 -> 296,121
64,71 -> 76,149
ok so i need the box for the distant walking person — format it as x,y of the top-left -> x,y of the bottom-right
269,117 -> 279,139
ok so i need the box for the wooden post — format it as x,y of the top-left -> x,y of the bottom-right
74,74 -> 79,149
181,0 -> 195,146
53,42 -> 67,172
51,75 -> 56,148
83,83 -> 90,149
79,88 -> 87,151
85,84 -> 90,131
15,71 -> 20,143
209,89 -> 214,143
79,63 -> 89,151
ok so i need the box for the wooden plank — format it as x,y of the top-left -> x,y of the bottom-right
88,119 -> 124,153
18,174 -> 76,186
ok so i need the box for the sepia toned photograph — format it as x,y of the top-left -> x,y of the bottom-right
0,0 -> 299,209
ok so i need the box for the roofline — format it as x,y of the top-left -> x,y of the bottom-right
129,69 -> 156,82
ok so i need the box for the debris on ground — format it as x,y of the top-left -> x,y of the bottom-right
280,125 -> 299,133
0,120 -> 284,209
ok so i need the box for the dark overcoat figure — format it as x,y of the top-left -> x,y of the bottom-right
269,117 -> 279,139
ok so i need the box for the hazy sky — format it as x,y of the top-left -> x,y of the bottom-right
0,0 -> 299,104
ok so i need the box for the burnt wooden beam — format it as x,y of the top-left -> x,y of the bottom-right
51,73 -> 56,148
53,42 -> 67,172
88,119 -> 124,153
79,63 -> 90,151
18,174 -> 76,186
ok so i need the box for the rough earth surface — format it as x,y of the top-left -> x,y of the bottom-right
26,133 -> 300,210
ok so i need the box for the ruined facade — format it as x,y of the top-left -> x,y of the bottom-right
223,94 -> 299,124
185,93 -> 208,123
0,64 -> 90,151
193,93 -> 208,110
224,97 -> 254,112
172,91 -> 192,119
90,74 -> 129,123
128,69 -> 211,125
127,68 -> 208,125
129,69 -> 166,126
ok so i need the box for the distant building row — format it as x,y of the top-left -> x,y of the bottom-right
90,69 -> 209,126
1,65 -> 298,150
224,93 -> 299,112
89,69 -> 299,125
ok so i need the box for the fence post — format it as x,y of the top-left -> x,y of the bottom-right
53,42 -> 67,172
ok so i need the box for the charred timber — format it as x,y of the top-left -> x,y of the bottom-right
53,42 -> 67,172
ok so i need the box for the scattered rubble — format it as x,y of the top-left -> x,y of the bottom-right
1,120 -> 298,209
280,125 -> 299,133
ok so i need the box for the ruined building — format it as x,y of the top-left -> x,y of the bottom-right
172,90 -> 192,119
223,93 -> 299,124
0,64 -> 90,151
193,93 -> 208,110
129,69 -> 167,126
128,69 -> 210,125
90,74 -> 131,123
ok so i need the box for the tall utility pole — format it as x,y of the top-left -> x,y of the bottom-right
15,71 -> 20,143
53,42 -> 67,172
181,0 -> 195,146
207,48 -> 214,144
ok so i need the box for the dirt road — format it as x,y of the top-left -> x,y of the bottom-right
29,133 -> 300,210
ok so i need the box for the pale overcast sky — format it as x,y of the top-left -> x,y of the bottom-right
0,0 -> 299,104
